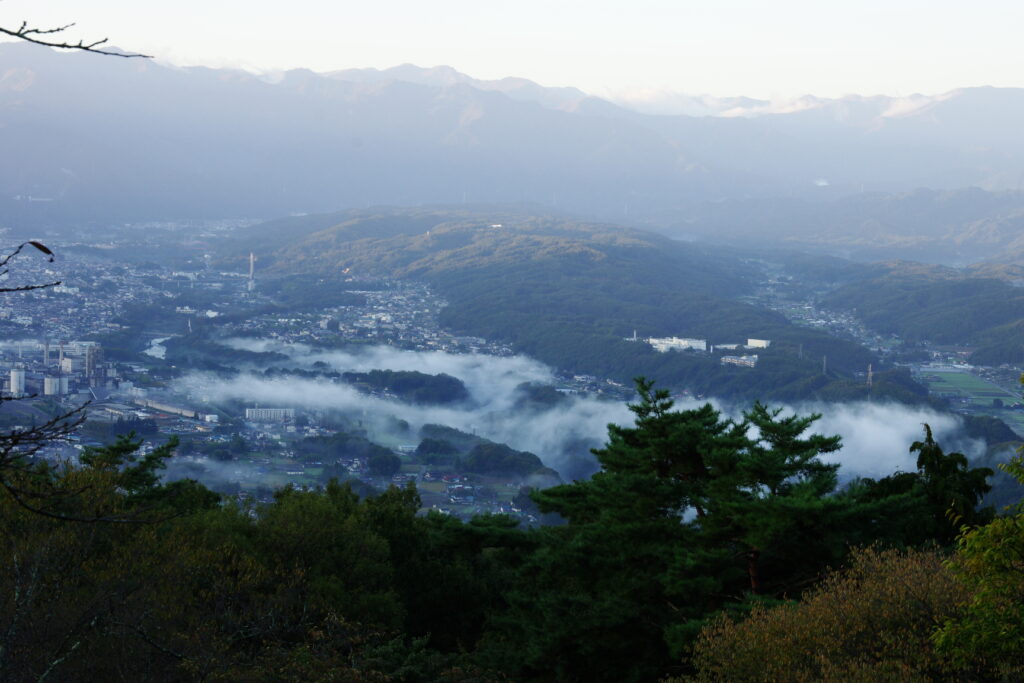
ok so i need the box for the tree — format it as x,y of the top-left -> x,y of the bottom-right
493,379 -> 852,681
0,434 -> 222,680
933,451 -> 1024,677
849,424 -> 993,546
368,451 -> 402,477
910,424 -> 993,535
0,399 -> 88,519
687,546 -> 967,683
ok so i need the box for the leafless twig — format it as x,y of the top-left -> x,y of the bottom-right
0,20 -> 151,58
0,242 -> 60,293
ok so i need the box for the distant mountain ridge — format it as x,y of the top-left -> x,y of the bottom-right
674,188 -> 1024,264
322,64 -> 592,112
0,43 -> 736,226
4,42 -> 1024,235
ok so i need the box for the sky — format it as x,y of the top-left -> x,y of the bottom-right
3,1 -> 1024,101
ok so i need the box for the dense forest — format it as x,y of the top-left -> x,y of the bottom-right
3,380 -> 1021,681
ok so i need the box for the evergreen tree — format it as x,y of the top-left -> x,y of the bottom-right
849,425 -> 993,546
499,379 -> 853,681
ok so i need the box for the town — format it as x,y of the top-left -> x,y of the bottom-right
0,232 -> 629,521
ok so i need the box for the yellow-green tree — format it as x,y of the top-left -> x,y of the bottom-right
933,452 -> 1024,678
687,546 -> 967,682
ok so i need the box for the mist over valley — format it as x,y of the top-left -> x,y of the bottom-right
170,338 -> 983,484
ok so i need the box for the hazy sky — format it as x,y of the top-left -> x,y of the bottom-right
4,0 -> 1024,100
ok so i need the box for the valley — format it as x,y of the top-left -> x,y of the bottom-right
6,208 -> 1024,521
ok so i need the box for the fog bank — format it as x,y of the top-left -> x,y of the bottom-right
188,342 -> 984,481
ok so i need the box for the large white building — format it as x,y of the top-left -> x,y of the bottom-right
648,337 -> 707,353
245,408 -> 295,422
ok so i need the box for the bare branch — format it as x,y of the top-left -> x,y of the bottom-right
110,620 -> 186,661
0,242 -> 61,292
0,282 -> 61,294
0,402 -> 183,524
0,241 -> 32,268
0,21 -> 151,58
36,638 -> 81,682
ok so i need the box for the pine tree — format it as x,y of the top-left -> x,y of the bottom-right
504,379 -> 852,681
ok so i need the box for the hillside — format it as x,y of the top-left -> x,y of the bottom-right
820,263 -> 1024,364
252,209 -> 897,402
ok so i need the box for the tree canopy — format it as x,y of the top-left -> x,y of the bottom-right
0,378 -> 1009,681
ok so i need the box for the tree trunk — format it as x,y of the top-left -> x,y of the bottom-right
746,548 -> 761,593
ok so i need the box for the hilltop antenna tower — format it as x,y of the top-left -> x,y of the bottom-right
247,252 -> 256,292
867,363 -> 873,387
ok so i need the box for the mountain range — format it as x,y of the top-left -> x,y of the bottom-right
6,41 -> 1024,243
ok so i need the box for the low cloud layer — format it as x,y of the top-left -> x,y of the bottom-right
186,342 -> 983,482
215,340 -> 625,478
778,401 -> 981,480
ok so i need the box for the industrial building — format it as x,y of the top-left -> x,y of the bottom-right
9,367 -> 25,397
648,337 -> 707,353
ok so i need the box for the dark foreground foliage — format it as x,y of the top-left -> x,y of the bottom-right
0,381 -> 1018,681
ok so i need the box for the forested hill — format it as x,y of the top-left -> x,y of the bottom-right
820,261 -> 1024,365
259,208 -> 749,295
251,209 -> 910,402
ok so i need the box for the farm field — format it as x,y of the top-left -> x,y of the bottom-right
920,370 -> 1024,438
920,371 -> 1019,405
